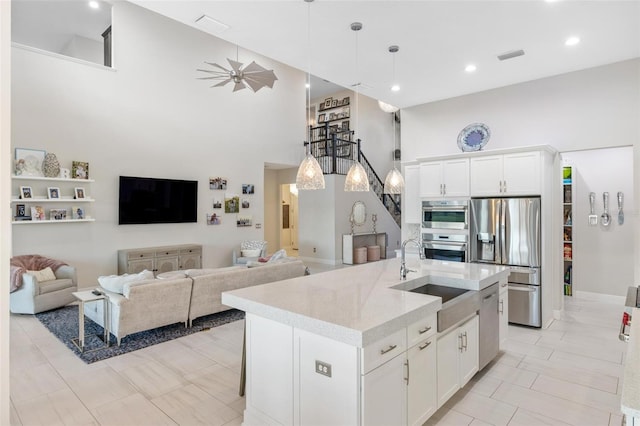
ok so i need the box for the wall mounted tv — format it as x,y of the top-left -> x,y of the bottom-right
119,176 -> 198,225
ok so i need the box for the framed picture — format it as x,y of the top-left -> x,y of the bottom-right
331,99 -> 338,108
237,215 -> 252,227
318,113 -> 326,123
342,97 -> 350,105
30,206 -> 45,221
209,177 -> 227,190
15,148 -> 45,177
241,199 -> 250,209
49,209 -> 67,221
324,98 -> 332,109
20,186 -> 33,199
329,113 -> 336,120
47,187 -> 60,199
242,184 -> 255,194
342,120 -> 350,130
72,206 -> 85,220
213,200 -> 222,209
207,213 -> 221,225
71,161 -> 89,179
225,194 -> 239,213
15,204 -> 28,219
74,187 -> 85,199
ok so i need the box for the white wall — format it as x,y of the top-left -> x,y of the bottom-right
11,2 -> 306,285
562,147 -> 634,297
402,59 -> 640,298
61,35 -> 103,65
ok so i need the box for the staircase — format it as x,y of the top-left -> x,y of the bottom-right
307,126 -> 402,227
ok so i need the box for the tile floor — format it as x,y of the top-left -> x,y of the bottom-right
10,278 -> 627,425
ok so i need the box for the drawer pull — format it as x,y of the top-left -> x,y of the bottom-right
380,344 -> 398,355
418,341 -> 431,350
418,326 -> 432,334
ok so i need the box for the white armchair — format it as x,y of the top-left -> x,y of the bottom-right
232,240 -> 267,265
10,264 -> 77,314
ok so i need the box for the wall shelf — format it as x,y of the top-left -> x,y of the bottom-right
12,218 -> 95,225
12,175 -> 95,183
562,165 -> 573,296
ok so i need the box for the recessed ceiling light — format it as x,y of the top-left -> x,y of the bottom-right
195,14 -> 230,34
88,1 -> 99,9
391,84 -> 400,92
565,36 -> 580,46
465,64 -> 477,73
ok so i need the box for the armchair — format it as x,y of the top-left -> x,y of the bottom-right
10,255 -> 77,314
232,240 -> 267,265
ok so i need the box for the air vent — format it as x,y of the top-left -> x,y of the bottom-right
497,49 -> 525,61
351,82 -> 372,90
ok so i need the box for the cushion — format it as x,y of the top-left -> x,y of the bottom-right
38,278 -> 74,295
98,269 -> 155,294
26,267 -> 56,282
242,249 -> 262,257
268,249 -> 287,262
246,260 -> 267,268
156,271 -> 187,279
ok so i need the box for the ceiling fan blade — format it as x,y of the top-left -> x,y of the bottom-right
232,81 -> 247,92
244,70 -> 278,89
243,78 -> 266,92
227,59 -> 244,73
242,61 -> 267,73
213,79 -> 232,87
205,62 -> 231,72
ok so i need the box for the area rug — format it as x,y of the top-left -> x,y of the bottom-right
36,306 -> 244,364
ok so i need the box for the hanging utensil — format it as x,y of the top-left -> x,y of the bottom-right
588,192 -> 598,225
601,192 -> 611,227
618,192 -> 624,225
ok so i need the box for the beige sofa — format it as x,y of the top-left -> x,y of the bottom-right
186,259 -> 307,326
84,276 -> 193,345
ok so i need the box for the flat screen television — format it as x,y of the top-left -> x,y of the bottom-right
119,176 -> 198,225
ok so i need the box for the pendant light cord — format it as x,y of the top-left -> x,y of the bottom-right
306,1 -> 311,156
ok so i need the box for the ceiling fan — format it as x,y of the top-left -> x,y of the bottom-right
197,57 -> 278,92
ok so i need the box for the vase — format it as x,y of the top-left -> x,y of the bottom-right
42,153 -> 60,178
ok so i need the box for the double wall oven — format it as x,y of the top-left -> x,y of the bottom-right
421,200 -> 469,263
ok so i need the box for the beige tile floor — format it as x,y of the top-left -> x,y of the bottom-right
10,284 -> 626,426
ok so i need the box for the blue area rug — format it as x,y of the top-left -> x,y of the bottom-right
36,305 -> 244,364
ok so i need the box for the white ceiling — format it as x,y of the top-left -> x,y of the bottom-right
131,0 -> 640,109
11,1 -> 640,108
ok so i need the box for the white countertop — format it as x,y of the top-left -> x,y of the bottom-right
222,258 -> 509,347
622,307 -> 640,418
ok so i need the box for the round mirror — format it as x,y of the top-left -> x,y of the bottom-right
351,201 -> 367,226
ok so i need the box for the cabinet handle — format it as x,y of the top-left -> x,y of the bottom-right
458,334 -> 463,352
440,183 -> 443,195
443,184 -> 446,195
504,180 -> 507,193
499,300 -> 504,314
501,282 -> 507,288
404,360 -> 409,384
419,341 -> 431,350
463,332 -> 468,350
380,344 -> 398,355
418,326 -> 432,334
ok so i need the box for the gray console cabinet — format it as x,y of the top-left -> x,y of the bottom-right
118,244 -> 202,276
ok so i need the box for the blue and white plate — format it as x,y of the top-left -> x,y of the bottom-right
457,123 -> 490,152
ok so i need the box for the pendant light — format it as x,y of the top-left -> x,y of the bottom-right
344,22 -> 370,192
383,45 -> 404,194
295,0 -> 325,190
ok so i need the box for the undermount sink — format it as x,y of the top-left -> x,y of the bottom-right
408,284 -> 470,304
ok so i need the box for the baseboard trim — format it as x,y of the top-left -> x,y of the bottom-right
574,290 -> 625,305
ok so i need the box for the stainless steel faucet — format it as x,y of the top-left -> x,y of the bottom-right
400,238 -> 423,280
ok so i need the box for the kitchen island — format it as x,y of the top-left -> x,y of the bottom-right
222,257 -> 509,426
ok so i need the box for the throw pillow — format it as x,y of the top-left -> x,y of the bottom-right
267,249 -> 287,262
26,267 -> 56,282
241,249 -> 262,258
98,269 -> 155,294
246,260 -> 267,268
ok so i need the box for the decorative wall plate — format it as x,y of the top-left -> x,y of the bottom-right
457,123 -> 490,152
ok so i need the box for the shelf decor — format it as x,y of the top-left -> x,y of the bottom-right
15,148 -> 45,177
457,123 -> 491,152
71,161 -> 89,179
42,153 -> 60,178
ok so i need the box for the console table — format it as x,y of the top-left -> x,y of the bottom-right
117,244 -> 202,276
343,232 -> 387,264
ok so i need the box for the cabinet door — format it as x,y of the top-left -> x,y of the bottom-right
442,158 -> 469,197
155,256 -> 179,275
407,337 -> 437,426
362,353 -> 407,426
404,165 -> 421,224
499,283 -> 509,350
436,327 -> 461,408
179,253 -> 201,270
503,152 -> 540,195
470,155 -> 503,196
459,315 -> 479,387
127,258 -> 154,274
419,162 -> 443,198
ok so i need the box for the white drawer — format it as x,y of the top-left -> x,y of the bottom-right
407,314 -> 437,348
127,251 -> 155,260
362,328 -> 407,374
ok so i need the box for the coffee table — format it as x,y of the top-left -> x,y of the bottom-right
71,290 -> 110,352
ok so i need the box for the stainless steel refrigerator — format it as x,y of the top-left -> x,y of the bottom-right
470,197 -> 542,327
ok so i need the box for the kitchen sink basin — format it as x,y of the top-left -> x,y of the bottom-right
404,283 -> 479,332
409,284 -> 470,304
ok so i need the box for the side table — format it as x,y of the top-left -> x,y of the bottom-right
71,290 -> 110,352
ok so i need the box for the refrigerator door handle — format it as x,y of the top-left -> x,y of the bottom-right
499,199 -> 507,264
508,285 -> 537,293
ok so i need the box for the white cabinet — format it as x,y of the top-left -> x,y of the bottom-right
362,353 -> 407,426
499,282 -> 509,350
419,159 -> 469,198
470,152 -> 540,196
407,336 -> 437,426
404,165 -> 421,224
117,244 -> 202,276
436,315 -> 479,408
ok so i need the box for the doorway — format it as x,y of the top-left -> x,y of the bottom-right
280,184 -> 299,257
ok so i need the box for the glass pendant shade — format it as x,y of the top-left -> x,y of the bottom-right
384,167 -> 405,194
344,162 -> 370,191
296,153 -> 325,190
